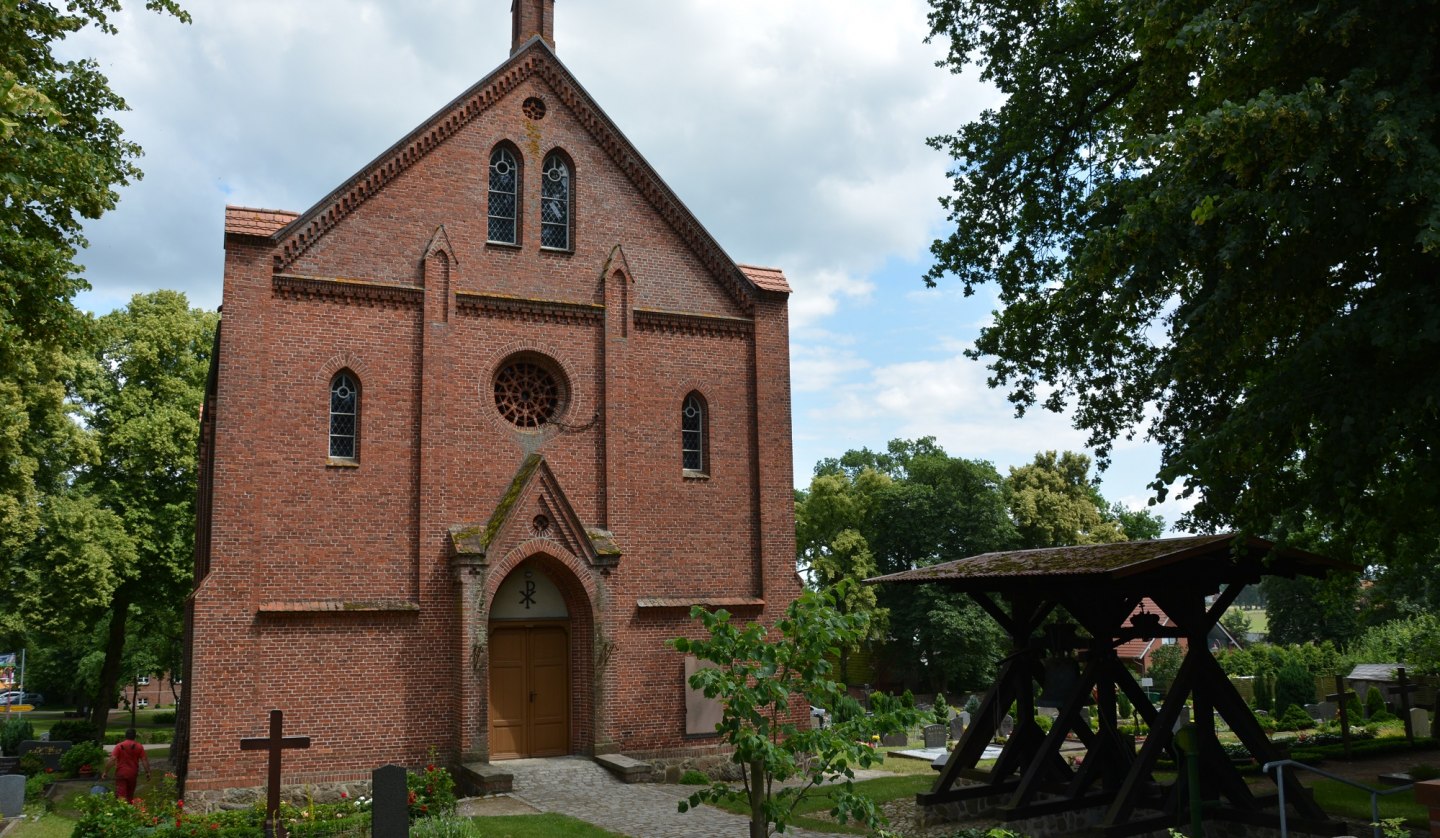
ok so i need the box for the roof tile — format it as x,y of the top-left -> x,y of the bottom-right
739,264 -> 791,294
225,206 -> 299,237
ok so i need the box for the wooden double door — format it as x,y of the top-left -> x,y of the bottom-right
489,623 -> 569,759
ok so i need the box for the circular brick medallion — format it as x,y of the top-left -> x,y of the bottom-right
522,97 -> 547,120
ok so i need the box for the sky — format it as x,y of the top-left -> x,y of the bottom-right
61,0 -> 1196,530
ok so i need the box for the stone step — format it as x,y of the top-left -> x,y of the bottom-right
456,762 -> 513,797
593,753 -> 651,784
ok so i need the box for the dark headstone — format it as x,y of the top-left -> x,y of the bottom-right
998,715 -> 1014,739
0,773 -> 24,818
949,713 -> 966,741
17,741 -> 70,772
372,764 -> 409,838
879,731 -> 908,748
923,724 -> 947,749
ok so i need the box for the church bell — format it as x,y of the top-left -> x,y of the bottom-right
1037,656 -> 1081,709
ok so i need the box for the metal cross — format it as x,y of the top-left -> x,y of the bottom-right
240,709 -> 312,838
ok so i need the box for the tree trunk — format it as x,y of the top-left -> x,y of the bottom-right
90,589 -> 132,740
749,758 -> 767,838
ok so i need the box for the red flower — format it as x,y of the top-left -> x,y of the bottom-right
340,792 -> 347,799
177,800 -> 185,808
210,823 -> 220,830
426,764 -> 435,772
407,791 -> 416,804
421,804 -> 428,813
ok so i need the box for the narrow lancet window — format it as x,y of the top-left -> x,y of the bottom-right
540,153 -> 571,250
330,372 -> 359,460
489,147 -> 519,244
682,392 -> 706,473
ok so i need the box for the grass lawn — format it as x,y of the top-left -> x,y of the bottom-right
1310,779 -> 1427,830
6,812 -> 75,838
466,813 -> 627,836
708,773 -> 933,835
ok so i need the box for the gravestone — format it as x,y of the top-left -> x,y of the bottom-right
17,741 -> 70,772
998,715 -> 1014,739
371,764 -> 408,838
950,713 -> 967,741
879,731 -> 908,748
0,773 -> 24,818
923,724 -> 947,749
1314,701 -> 1337,722
1304,703 -> 1323,721
1412,708 -> 1432,739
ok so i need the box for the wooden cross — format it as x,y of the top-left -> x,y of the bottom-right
1326,675 -> 1358,759
1388,667 -> 1417,742
240,709 -> 311,838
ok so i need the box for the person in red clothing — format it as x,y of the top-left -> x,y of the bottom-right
103,728 -> 150,803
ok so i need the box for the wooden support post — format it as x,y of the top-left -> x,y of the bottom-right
1327,675 -> 1356,759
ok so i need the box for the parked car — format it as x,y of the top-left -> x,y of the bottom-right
0,691 -> 24,705
23,692 -> 44,706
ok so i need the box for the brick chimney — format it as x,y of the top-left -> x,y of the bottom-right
512,0 -> 555,54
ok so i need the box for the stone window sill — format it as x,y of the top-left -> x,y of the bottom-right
682,469 -> 709,481
327,458 -> 359,468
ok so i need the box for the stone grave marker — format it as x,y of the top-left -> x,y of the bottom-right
1304,703 -> 1323,721
371,764 -> 408,838
949,712 -> 967,741
998,714 -> 1014,739
1412,708 -> 1432,739
923,724 -> 947,748
1314,701 -> 1337,722
0,774 -> 24,818
17,741 -> 70,772
879,731 -> 908,748
240,710 -> 311,838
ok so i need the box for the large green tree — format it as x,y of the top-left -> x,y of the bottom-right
924,0 -> 1440,567
0,0 -> 189,645
1005,450 -> 1124,547
73,291 -> 215,733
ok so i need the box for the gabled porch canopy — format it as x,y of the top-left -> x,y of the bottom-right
868,534 -> 1354,837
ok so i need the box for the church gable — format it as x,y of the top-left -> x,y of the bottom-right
448,454 -> 620,570
259,40 -> 771,317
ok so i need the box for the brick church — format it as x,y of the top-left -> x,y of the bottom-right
178,0 -> 800,800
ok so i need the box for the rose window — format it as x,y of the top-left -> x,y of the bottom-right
522,97 -> 547,120
494,359 -> 564,427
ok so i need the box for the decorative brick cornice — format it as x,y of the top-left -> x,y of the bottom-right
456,292 -> 603,326
634,309 -> 753,339
273,274 -> 423,309
256,600 -> 420,614
268,41 -> 760,312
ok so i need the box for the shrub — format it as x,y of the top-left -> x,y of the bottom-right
1,716 -> 34,754
60,740 -> 107,776
24,772 -> 48,802
1274,664 -> 1316,714
679,769 -> 710,785
1365,686 -> 1388,720
933,693 -> 951,727
1276,704 -> 1317,731
153,711 -> 177,724
1117,691 -> 1133,719
1033,714 -> 1053,734
17,753 -> 44,777
1253,669 -> 1275,714
964,695 -> 981,715
407,761 -> 456,820
104,732 -> 124,745
149,729 -> 173,744
49,719 -> 99,743
1409,763 -> 1440,781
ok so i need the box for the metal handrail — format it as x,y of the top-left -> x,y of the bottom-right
1262,758 -> 1414,838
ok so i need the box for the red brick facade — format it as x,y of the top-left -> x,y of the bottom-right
179,2 -> 799,796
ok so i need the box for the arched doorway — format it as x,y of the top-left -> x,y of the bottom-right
489,560 -> 570,758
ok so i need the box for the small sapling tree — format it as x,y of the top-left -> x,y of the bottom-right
670,581 -> 921,838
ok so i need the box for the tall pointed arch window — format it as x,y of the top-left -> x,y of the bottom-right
488,146 -> 519,244
682,392 -> 707,474
540,152 -> 571,250
329,372 -> 359,460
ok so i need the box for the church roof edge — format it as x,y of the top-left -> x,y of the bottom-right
264,37 -> 770,310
